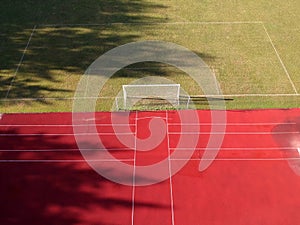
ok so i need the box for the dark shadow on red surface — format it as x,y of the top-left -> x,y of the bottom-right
0,127 -> 167,225
2,109 -> 300,225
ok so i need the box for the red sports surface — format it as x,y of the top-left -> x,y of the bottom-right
0,109 -> 300,225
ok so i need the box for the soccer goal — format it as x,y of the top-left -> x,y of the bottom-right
115,84 -> 190,110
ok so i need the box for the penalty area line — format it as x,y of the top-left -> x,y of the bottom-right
262,24 -> 298,94
38,21 -> 264,27
5,25 -> 37,99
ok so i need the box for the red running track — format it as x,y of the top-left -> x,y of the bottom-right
0,109 -> 300,225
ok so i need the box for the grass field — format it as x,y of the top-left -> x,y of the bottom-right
1,0 -> 299,112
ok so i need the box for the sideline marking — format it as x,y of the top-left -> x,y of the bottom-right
5,25 -> 37,99
1,93 -> 299,102
262,24 -> 298,94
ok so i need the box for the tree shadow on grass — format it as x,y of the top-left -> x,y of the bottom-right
0,0 -> 168,107
0,0 -> 167,26
0,0 -> 222,111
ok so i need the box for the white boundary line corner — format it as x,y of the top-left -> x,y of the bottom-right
262,24 -> 298,94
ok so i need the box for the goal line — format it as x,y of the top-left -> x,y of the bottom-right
0,93 -> 299,102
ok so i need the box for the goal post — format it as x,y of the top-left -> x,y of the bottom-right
119,84 -> 188,110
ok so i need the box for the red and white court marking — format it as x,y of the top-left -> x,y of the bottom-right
0,109 -> 300,225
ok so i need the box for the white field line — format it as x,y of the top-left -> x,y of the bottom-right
0,124 -> 135,127
0,147 -> 297,152
168,131 -> 298,135
131,111 -> 138,225
1,157 -> 300,163
0,133 -> 132,136
5,25 -> 37,99
0,148 -> 133,152
1,93 -> 300,102
166,111 -> 175,225
136,116 -> 167,120
0,159 -> 134,163
0,122 -> 295,127
38,21 -> 264,27
196,93 -> 300,97
2,22 -> 298,101
169,122 -> 296,126
169,147 -> 297,151
84,68 -> 90,98
172,158 -> 300,161
262,24 -> 298,94
0,131 -> 298,136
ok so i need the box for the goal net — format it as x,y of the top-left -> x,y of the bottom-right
116,84 -> 190,110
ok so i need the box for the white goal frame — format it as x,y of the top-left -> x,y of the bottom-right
122,84 -> 181,109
